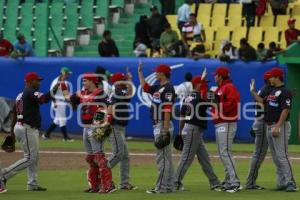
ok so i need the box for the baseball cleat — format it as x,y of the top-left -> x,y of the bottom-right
99,184 -> 117,194
0,179 -> 7,194
211,184 -> 223,192
146,188 -> 160,194
286,182 -> 299,192
119,184 -> 138,190
222,185 -> 242,193
245,185 -> 265,190
41,134 -> 50,140
84,188 -> 99,193
175,184 -> 185,191
28,186 -> 47,191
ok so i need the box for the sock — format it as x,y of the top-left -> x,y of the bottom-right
45,123 -> 57,137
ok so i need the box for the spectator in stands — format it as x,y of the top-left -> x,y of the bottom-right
159,0 -> 176,15
0,33 -> 13,57
134,15 -> 150,48
182,13 -> 206,48
219,40 -> 239,62
242,0 -> 257,27
265,41 -> 283,59
238,38 -> 257,61
285,18 -> 300,47
256,42 -> 268,61
98,30 -> 120,57
269,0 -> 287,16
147,5 -> 168,50
191,43 -> 210,60
152,47 -> 161,58
177,0 -> 193,32
14,33 -> 35,57
133,38 -> 147,57
160,23 -> 179,57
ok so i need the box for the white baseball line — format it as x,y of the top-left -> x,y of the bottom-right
2,150 -> 300,160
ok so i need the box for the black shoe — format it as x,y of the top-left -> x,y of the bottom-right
28,186 -> 47,191
246,185 -> 265,190
222,185 -> 242,193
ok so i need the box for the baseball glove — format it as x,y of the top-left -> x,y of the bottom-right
1,135 -> 16,153
92,124 -> 112,141
173,135 -> 184,151
154,132 -> 171,149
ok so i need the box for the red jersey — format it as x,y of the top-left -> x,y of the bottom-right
212,80 -> 240,124
285,28 -> 300,46
0,39 -> 13,56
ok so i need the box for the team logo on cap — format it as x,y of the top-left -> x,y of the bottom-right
165,93 -> 173,102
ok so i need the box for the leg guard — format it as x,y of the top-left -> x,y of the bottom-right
85,155 -> 100,192
94,153 -> 114,192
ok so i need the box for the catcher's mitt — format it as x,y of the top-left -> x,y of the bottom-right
92,124 -> 112,141
173,135 -> 183,151
1,135 -> 16,153
154,132 -> 171,149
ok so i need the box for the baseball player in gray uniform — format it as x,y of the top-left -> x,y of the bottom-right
106,70 -> 137,190
174,75 -> 221,191
138,62 -> 176,194
0,72 -> 59,193
246,71 -> 273,190
250,67 -> 298,192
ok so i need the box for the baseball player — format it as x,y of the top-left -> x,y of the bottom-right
246,70 -> 273,190
106,69 -> 137,190
138,62 -> 176,194
69,73 -> 116,194
174,74 -> 221,191
175,72 -> 193,108
250,67 -> 298,192
0,72 -> 59,193
95,66 -> 112,96
42,67 -> 73,141
211,67 -> 241,193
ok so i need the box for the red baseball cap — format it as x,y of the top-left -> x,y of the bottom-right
110,72 -> 127,83
270,67 -> 284,78
24,72 -> 43,82
191,75 -> 209,87
263,70 -> 272,80
288,18 -> 296,25
82,73 -> 99,84
154,64 -> 171,75
213,67 -> 230,78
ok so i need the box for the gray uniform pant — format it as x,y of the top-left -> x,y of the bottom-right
215,122 -> 240,187
108,125 -> 130,187
266,122 -> 296,187
1,123 -> 40,189
175,123 -> 220,188
83,127 -> 104,154
153,122 -> 174,192
246,120 -> 268,187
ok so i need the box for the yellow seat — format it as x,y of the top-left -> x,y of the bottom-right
211,15 -> 226,28
259,15 -> 275,27
212,3 -> 227,17
166,15 -> 177,29
248,40 -> 261,49
275,15 -> 290,30
204,26 -> 215,42
294,16 -> 300,28
228,15 -> 243,27
197,3 -> 213,17
190,3 -> 196,14
292,4 -> 300,16
215,27 -> 231,41
263,27 -> 280,43
197,15 -> 211,28
231,27 -> 247,45
228,4 -> 243,17
248,27 -> 263,43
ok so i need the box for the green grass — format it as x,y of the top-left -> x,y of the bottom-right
2,160 -> 300,200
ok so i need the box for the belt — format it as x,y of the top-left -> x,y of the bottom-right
266,122 -> 276,126
17,121 -> 38,129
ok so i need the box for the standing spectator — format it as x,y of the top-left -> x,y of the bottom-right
177,0 -> 192,32
256,42 -> 268,61
242,0 -> 257,27
133,38 -> 147,57
269,0 -> 287,16
265,42 -> 283,59
98,30 -> 119,57
285,18 -> 300,47
159,0 -> 175,15
182,14 -> 206,47
13,33 -> 35,57
160,23 -> 179,57
0,33 -> 13,57
147,6 -> 168,50
238,38 -> 257,61
219,40 -> 239,61
134,15 -> 150,48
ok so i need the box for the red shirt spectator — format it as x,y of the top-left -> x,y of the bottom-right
285,18 -> 300,47
0,34 -> 13,56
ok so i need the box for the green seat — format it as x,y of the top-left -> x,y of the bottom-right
95,0 -> 108,19
80,0 -> 93,28
3,0 -> 20,41
34,3 -> 48,56
111,0 -> 124,8
19,3 -> 34,41
64,3 -> 78,38
0,0 -> 4,27
50,2 -> 64,49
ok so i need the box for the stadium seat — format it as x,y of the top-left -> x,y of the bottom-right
205,26 -> 215,42
95,0 -> 109,19
111,0 -> 125,8
197,15 -> 210,28
228,15 -> 243,27
211,15 -> 226,28
259,15 -> 275,27
34,3 -> 48,56
0,0 -> 4,28
197,3 -> 212,17
275,15 -> 290,30
248,27 -> 263,43
263,27 -> 280,44
212,3 -> 227,18
231,27 -> 247,47
292,4 -> 300,16
49,2 -> 64,50
228,3 -> 243,18
18,3 -> 34,41
166,15 -> 177,30
64,3 -> 79,39
294,16 -> 300,28
3,0 -> 20,42
80,0 -> 94,28
215,27 -> 231,42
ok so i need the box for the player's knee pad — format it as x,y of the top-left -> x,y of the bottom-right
94,152 -> 108,168
86,155 -> 98,167
87,167 -> 100,190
